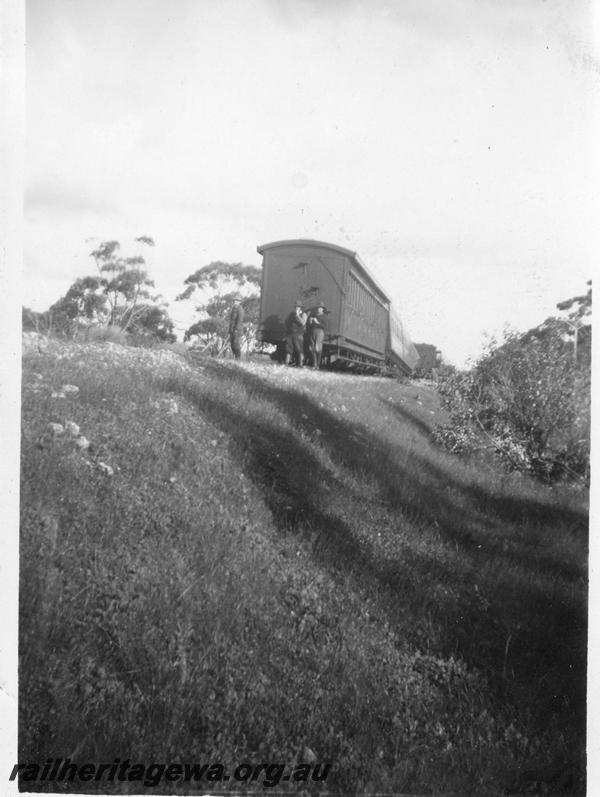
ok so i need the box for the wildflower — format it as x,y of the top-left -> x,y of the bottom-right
62,384 -> 80,395
47,423 -> 64,435
65,421 -> 80,437
97,462 -> 114,476
51,391 -> 66,399
75,436 -> 90,450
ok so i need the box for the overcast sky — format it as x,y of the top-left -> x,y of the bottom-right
24,0 -> 599,365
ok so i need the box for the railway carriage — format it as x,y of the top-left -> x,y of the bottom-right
257,239 -> 419,374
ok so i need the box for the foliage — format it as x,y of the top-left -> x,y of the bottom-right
555,279 -> 592,367
36,237 -> 176,343
413,343 -> 442,379
178,262 -> 261,355
182,316 -> 224,353
48,276 -> 108,334
556,280 -> 591,321
23,306 -> 51,334
124,303 -> 176,342
433,285 -> 591,482
134,235 -> 155,248
177,261 -> 261,301
89,238 -> 156,329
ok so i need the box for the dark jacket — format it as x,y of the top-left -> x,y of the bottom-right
229,304 -> 244,336
285,310 -> 306,334
307,312 -> 327,332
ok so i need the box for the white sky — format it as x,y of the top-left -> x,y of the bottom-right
23,0 -> 599,365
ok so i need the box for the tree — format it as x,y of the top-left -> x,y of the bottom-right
413,343 -> 442,378
126,303 -> 176,342
556,280 -> 591,364
177,262 -> 261,300
89,238 -> 156,329
48,275 -> 108,334
183,317 -> 224,354
36,237 -> 175,342
433,283 -> 591,483
23,307 -> 51,334
178,262 -> 261,355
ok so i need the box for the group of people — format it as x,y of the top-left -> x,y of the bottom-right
284,301 -> 327,369
227,298 -> 327,368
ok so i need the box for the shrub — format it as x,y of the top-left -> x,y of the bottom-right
433,322 -> 590,483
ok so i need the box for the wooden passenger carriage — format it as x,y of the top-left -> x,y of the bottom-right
256,239 -> 419,374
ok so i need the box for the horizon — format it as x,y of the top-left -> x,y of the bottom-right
21,236 -> 590,369
23,0 -> 598,367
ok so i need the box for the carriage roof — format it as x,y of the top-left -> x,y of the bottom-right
256,239 -> 392,306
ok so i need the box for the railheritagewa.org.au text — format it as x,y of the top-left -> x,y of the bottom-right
9,758 -> 331,788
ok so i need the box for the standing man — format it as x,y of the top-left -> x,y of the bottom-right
284,301 -> 307,366
229,299 -> 244,360
306,304 -> 327,369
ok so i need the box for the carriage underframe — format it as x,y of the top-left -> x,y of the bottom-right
268,335 -> 405,376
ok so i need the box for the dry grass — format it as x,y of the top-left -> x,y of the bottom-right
20,342 -> 588,794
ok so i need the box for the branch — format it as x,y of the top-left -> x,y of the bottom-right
120,283 -> 142,332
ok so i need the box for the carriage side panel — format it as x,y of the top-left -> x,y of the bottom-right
339,269 -> 388,357
388,308 -> 420,372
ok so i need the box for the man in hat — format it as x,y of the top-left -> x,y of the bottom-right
229,298 -> 244,360
284,301 -> 307,366
306,303 -> 327,369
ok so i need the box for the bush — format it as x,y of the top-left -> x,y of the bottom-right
78,325 -> 132,345
433,322 -> 590,483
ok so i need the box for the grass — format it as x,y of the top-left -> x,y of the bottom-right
20,339 -> 588,794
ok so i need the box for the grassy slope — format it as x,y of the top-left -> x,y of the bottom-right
20,340 -> 588,794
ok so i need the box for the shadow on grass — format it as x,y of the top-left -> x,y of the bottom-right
200,361 -> 587,560
186,361 -> 587,596
379,395 -> 437,436
380,386 -> 587,534
170,360 -> 586,750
